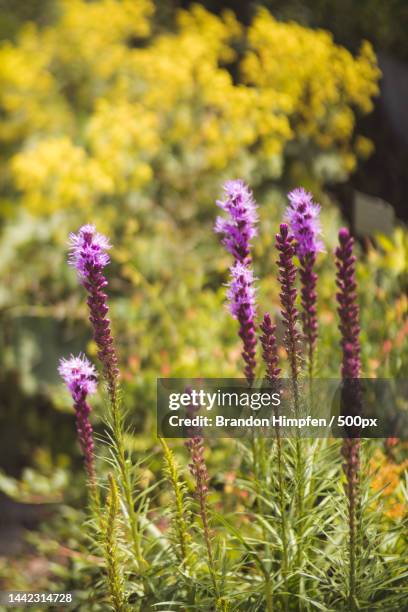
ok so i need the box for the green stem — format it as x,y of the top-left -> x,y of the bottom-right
275,427 -> 289,607
346,439 -> 360,611
264,576 -> 274,612
104,473 -> 128,612
295,437 -> 304,565
292,380 -> 305,580
109,383 -> 146,572
258,437 -> 273,605
199,491 -> 220,605
159,438 -> 191,568
348,474 -> 356,611
308,341 -> 314,382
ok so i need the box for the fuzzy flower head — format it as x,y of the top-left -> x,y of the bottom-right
58,354 -> 97,401
215,179 -> 258,263
285,188 -> 324,259
68,224 -> 111,279
226,261 -> 257,320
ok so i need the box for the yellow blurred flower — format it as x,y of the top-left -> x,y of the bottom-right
0,0 -> 380,218
370,449 -> 408,520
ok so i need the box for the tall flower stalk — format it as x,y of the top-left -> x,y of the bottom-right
226,262 -> 257,384
103,473 -> 128,611
68,224 -> 145,571
286,188 -> 324,378
183,391 -> 222,605
68,225 -> 118,398
276,224 -> 302,388
335,227 -> 362,610
58,354 -> 99,505
159,437 -> 191,569
186,433 -> 221,606
260,313 -> 289,597
215,179 -> 258,384
215,180 -> 265,598
275,223 -> 304,570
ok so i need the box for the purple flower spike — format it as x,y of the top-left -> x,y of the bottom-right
58,354 -> 97,399
186,432 -> 216,592
286,188 -> 324,259
227,262 -> 257,384
259,312 -> 288,582
58,354 -> 97,485
335,227 -> 362,604
226,262 -> 256,320
215,179 -> 258,265
68,225 -> 119,397
276,224 -> 302,381
68,224 -> 111,280
299,258 -> 318,369
186,436 -> 209,499
335,228 -> 361,379
286,188 -> 324,375
215,180 -> 259,385
260,313 -> 281,384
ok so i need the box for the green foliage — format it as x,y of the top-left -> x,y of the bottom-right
159,438 -> 192,569
102,474 -> 127,611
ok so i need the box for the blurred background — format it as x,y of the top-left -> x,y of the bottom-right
0,0 -> 407,598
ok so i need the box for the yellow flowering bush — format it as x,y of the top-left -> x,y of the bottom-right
0,0 -> 380,219
242,10 -> 379,172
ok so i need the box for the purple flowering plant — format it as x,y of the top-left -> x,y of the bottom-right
336,227 -> 363,608
285,188 -> 324,259
55,181 -> 406,611
286,188 -> 324,377
212,180 -> 404,610
58,354 -> 98,491
62,224 -> 146,581
215,179 -> 258,265
68,225 -> 119,395
215,180 -> 258,384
